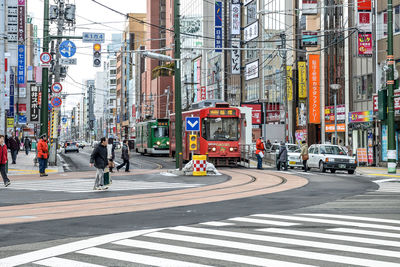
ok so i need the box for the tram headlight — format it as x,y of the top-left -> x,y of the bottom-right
229,147 -> 234,152
212,147 -> 216,152
167,141 -> 170,145
156,141 -> 161,146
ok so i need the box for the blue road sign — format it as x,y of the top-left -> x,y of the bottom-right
186,117 -> 200,132
59,40 -> 76,58
48,103 -> 52,111
62,117 -> 67,123
51,96 -> 62,108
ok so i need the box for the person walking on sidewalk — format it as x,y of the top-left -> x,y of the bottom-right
277,141 -> 288,171
107,137 -> 116,173
37,134 -> 49,177
0,135 -> 11,187
24,137 -> 31,155
255,137 -> 265,170
300,140 -> 309,172
90,137 -> 108,190
117,140 -> 130,172
8,133 -> 20,164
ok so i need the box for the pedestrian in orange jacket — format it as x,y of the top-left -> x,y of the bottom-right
37,134 -> 49,177
0,135 -> 11,187
255,137 -> 265,170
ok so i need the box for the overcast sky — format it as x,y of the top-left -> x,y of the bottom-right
28,0 -> 146,111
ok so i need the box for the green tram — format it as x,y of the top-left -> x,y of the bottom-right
135,119 -> 170,155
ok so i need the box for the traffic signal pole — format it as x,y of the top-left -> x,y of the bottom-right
387,0 -> 396,173
174,0 -> 183,170
40,0 -> 50,137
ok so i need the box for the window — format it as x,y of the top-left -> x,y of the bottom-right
320,145 -> 346,155
201,117 -> 239,141
309,146 -> 315,154
153,127 -> 169,138
354,74 -> 372,100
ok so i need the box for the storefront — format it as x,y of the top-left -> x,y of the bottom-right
348,111 -> 374,164
325,104 -> 346,144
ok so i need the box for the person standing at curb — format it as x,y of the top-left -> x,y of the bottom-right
90,137 -> 108,190
300,140 -> 309,172
8,132 -> 20,164
117,140 -> 130,172
37,134 -> 49,177
0,135 -> 11,187
277,141 -> 288,171
107,137 -> 115,173
24,137 -> 31,155
255,137 -> 265,170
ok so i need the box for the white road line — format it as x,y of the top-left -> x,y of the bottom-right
168,226 -> 400,259
200,221 -> 234,226
34,257 -> 106,267
258,228 -> 400,247
141,231 -> 400,267
77,247 -> 212,267
0,228 -> 161,267
114,239 -> 316,267
295,171 -> 315,175
299,214 -> 400,225
228,217 -> 300,226
252,214 -> 400,231
328,228 -> 400,239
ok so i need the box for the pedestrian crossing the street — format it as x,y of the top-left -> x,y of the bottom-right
0,179 -> 203,193
3,213 -> 400,267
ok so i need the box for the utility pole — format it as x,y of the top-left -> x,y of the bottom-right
0,0 -> 5,135
174,0 -> 183,169
387,0 -> 396,173
280,32 -> 288,142
40,0 -> 50,137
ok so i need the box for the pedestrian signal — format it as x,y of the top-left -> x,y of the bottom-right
93,43 -> 101,67
189,134 -> 197,151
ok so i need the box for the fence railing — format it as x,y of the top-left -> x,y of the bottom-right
240,144 -> 277,168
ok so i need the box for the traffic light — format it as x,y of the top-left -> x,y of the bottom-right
189,134 -> 197,151
93,43 -> 101,67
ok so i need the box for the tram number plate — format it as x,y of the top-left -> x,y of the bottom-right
338,164 -> 346,169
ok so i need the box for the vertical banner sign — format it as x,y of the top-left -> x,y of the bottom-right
231,40 -> 241,74
201,86 -> 207,100
215,1 -> 223,52
358,32 -> 373,57
308,54 -> 320,124
30,86 -> 39,122
17,45 -> 25,84
8,71 -> 15,118
17,0 -> 25,43
298,61 -> 307,98
287,66 -> 293,101
231,0 -> 241,35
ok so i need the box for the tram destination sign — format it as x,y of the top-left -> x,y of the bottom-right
209,109 -> 237,116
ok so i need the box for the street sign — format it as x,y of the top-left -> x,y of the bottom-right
59,40 -> 76,58
186,117 -> 200,131
51,82 -> 63,94
60,58 -> 77,65
82,32 -> 105,43
48,103 -> 52,111
40,52 -> 52,64
62,117 -> 67,123
51,96 -> 62,108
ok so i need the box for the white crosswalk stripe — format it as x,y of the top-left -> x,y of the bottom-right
1,179 -> 203,193
5,213 -> 400,267
373,178 -> 400,193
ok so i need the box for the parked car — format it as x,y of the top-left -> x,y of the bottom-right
307,144 -> 357,174
64,141 -> 79,153
270,143 -> 303,169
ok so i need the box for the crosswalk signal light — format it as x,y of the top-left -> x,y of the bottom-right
189,134 -> 197,151
93,43 -> 101,67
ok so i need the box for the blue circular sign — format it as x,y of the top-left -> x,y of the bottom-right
59,40 -> 77,58
62,117 -> 67,123
51,96 -> 62,108
48,103 -> 53,111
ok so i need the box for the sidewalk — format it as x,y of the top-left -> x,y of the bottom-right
6,151 -> 62,176
357,166 -> 400,178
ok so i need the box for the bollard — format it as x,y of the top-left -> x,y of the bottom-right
193,155 -> 207,176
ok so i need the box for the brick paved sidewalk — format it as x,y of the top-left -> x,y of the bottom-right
6,150 -> 62,176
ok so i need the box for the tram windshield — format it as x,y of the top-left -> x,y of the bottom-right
153,127 -> 169,138
202,117 -> 239,141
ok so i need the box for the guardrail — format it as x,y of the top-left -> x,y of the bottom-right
240,144 -> 277,168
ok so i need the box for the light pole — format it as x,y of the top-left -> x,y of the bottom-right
330,84 -> 341,145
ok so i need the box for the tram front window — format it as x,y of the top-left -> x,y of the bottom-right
153,127 -> 169,137
202,117 -> 239,141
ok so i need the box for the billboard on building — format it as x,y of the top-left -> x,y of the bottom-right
241,103 -> 262,124
302,0 -> 318,15
245,60 -> 259,81
231,0 -> 241,35
231,40 -> 241,74
298,61 -> 307,98
287,66 -> 293,101
244,20 -> 258,42
308,54 -> 320,124
358,11 -> 372,32
302,31 -> 318,47
357,0 -> 371,11
358,33 -> 372,57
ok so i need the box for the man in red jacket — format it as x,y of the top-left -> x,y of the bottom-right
37,134 -> 49,177
0,135 -> 11,187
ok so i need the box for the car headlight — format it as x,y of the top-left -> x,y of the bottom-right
349,159 -> 355,164
166,141 -> 170,145
229,147 -> 234,152
212,147 -> 216,152
326,158 -> 334,162
156,141 -> 161,146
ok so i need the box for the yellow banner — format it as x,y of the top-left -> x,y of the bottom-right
298,61 -> 307,99
6,118 -> 14,129
287,66 -> 293,101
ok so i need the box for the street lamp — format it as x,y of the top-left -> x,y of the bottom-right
330,84 -> 342,145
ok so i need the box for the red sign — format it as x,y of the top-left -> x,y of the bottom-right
325,123 -> 346,133
200,86 -> 206,100
357,0 -> 371,11
358,33 -> 372,56
18,103 -> 27,113
241,104 -> 262,124
374,93 -> 400,111
309,54 -> 321,124
373,94 -> 378,111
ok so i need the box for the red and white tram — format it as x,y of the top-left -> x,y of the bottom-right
170,103 -> 241,166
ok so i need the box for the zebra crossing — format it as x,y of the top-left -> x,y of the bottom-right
374,178 -> 400,193
3,213 -> 400,267
0,178 -> 203,193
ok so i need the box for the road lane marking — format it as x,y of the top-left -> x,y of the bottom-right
114,239 -> 315,267
34,257 -> 105,267
0,228 -> 161,267
143,231 -> 400,267
77,247 -> 212,267
328,228 -> 400,239
299,213 -> 400,225
252,214 -> 400,231
228,217 -> 300,226
258,228 -> 400,247
200,221 -> 234,226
